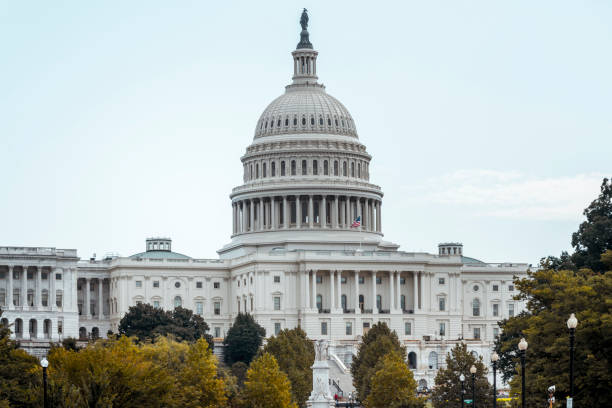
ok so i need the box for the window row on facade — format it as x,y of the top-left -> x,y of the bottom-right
256,113 -> 356,137
243,157 -> 369,182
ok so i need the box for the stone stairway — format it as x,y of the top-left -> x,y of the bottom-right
328,355 -> 355,399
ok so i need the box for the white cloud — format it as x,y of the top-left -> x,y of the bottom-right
410,170 -> 606,220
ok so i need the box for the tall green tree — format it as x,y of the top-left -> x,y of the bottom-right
262,327 -> 314,407
364,351 -> 423,408
351,322 -> 406,402
118,303 -> 213,347
243,353 -> 297,408
431,342 -> 493,408
224,313 -> 266,366
571,177 -> 612,272
0,308 -> 42,407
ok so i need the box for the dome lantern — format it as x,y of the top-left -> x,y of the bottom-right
291,9 -> 319,86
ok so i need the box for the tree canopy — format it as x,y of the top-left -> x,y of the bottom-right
262,327 -> 314,407
350,322 -> 406,402
364,350 -> 423,408
223,313 -> 265,366
243,352 -> 297,408
118,303 -> 213,347
431,342 -> 493,408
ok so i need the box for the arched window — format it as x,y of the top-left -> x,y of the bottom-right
271,162 -> 276,176
334,161 -> 338,176
255,164 -> 259,178
335,118 -> 339,126
291,160 -> 296,176
0,318 -> 8,328
302,117 -> 306,126
249,164 -> 253,179
29,319 -> 37,337
341,294 -> 347,311
281,161 -> 286,176
285,118 -> 289,126
428,351 -> 439,369
400,294 -> 406,311
358,294 -> 364,312
472,298 -> 480,316
277,119 -> 281,127
316,294 -> 322,311
174,296 -> 182,308
92,327 -> 99,339
310,117 -> 315,125
342,162 -> 347,176
0,289 -> 5,307
351,162 -> 355,177
301,160 -> 307,175
41,289 -> 48,307
408,352 -> 417,369
376,294 -> 382,311
313,160 -> 318,175
293,117 -> 297,126
319,117 -> 323,125
263,163 -> 267,178
79,327 -> 87,340
270,118 -> 273,128
56,290 -> 63,308
358,163 -> 361,178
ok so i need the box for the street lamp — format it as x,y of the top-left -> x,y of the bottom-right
40,357 -> 49,408
518,338 -> 528,408
460,373 -> 465,408
491,352 -> 499,408
567,313 -> 578,402
470,365 -> 477,408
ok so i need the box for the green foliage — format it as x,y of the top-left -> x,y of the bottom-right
351,322 -> 406,402
364,351 -> 423,408
493,312 -> 529,383
231,361 -> 249,387
0,308 -> 43,407
262,327 -> 314,407
571,177 -> 612,272
118,303 -> 213,347
223,313 -> 265,366
498,268 -> 612,407
243,353 -> 297,408
431,343 -> 493,408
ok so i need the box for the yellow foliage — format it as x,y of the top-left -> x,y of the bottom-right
243,353 -> 297,408
364,351 -> 421,408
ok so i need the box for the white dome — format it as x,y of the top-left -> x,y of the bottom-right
254,86 -> 358,139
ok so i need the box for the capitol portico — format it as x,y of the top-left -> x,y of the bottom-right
0,11 -> 527,391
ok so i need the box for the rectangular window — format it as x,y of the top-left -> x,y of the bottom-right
58,320 -> 63,334
439,322 -> 446,336
274,322 -> 281,335
493,303 -> 499,317
274,276 -> 281,283
345,321 -> 352,336
214,327 -> 221,338
214,302 -> 221,315
56,291 -> 62,307
359,276 -> 364,284
56,273 -> 62,280
493,327 -> 500,338
13,270 -> 20,280
341,277 -> 347,284
405,322 -> 411,335
153,300 -> 160,308
196,281 -> 203,289
153,280 -> 160,288
439,297 -> 446,311
316,276 -> 322,284
135,281 -> 142,288
274,296 -> 281,311
42,272 -> 48,280
313,160 -> 318,175
196,302 -> 203,315
474,327 -> 481,339
492,284 -> 499,291
376,277 -> 382,284
400,277 -> 405,285
213,282 -> 220,289
438,278 -> 445,285
27,271 -> 33,280
301,160 -> 307,175
508,285 -> 514,291
321,322 -> 328,335
508,303 -> 515,317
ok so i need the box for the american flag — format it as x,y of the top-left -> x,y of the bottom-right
351,216 -> 361,228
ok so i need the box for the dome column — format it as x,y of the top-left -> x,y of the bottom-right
356,197 -> 362,230
283,196 -> 288,228
364,199 -> 370,231
258,199 -> 264,231
308,195 -> 314,228
270,196 -> 276,230
296,196 -> 301,228
333,195 -> 339,229
249,199 -> 255,232
321,196 -> 327,228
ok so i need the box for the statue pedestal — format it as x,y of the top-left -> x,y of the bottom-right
306,359 -> 335,408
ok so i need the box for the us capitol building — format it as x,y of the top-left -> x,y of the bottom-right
0,11 -> 527,389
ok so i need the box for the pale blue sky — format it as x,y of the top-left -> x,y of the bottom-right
1,1 -> 610,265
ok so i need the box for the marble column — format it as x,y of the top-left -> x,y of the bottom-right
6,266 -> 13,309
36,267 -> 42,307
283,196 -> 289,228
270,197 -> 276,229
364,199 -> 370,231
340,197 -> 345,227
84,278 -> 91,318
21,266 -> 28,310
413,271 -> 419,311
336,270 -> 342,310
372,271 -> 378,314
396,271 -> 401,312
249,199 -> 255,231
329,270 -> 335,310
296,197 -> 302,228
98,279 -> 104,319
308,195 -> 314,228
354,271 -> 360,314
377,201 -> 382,232
258,199 -> 264,230
304,269 -> 310,309
321,196 -> 327,228
389,270 -> 395,311
311,270 -> 317,310
232,203 -> 236,234
333,195 -> 339,228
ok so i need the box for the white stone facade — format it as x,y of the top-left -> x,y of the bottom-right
0,16 -> 528,388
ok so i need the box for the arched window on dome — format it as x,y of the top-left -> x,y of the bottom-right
335,117 -> 339,126
285,118 -> 289,126
281,161 -> 286,176
271,162 -> 276,177
301,117 -> 306,126
263,163 -> 267,178
334,161 -> 339,176
250,165 -> 253,180
270,119 -> 273,128
341,118 -> 345,127
351,162 -> 355,177
265,121 -> 268,129
327,117 -> 332,126
323,160 -> 329,175
291,160 -> 296,176
260,121 -> 263,130
256,164 -> 259,179
342,162 -> 347,177
358,163 -> 361,178
293,117 -> 297,126
310,116 -> 315,126
319,117 -> 323,126
277,119 -> 281,127
301,160 -> 307,175
313,160 -> 318,175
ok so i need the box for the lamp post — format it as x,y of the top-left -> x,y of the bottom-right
491,352 -> 499,408
460,373 -> 465,408
518,338 -> 528,408
40,357 -> 49,408
470,365 -> 477,408
567,313 -> 578,403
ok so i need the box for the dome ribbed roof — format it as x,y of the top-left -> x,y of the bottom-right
254,86 -> 358,139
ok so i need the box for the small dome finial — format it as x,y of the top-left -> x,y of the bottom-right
297,8 -> 313,49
